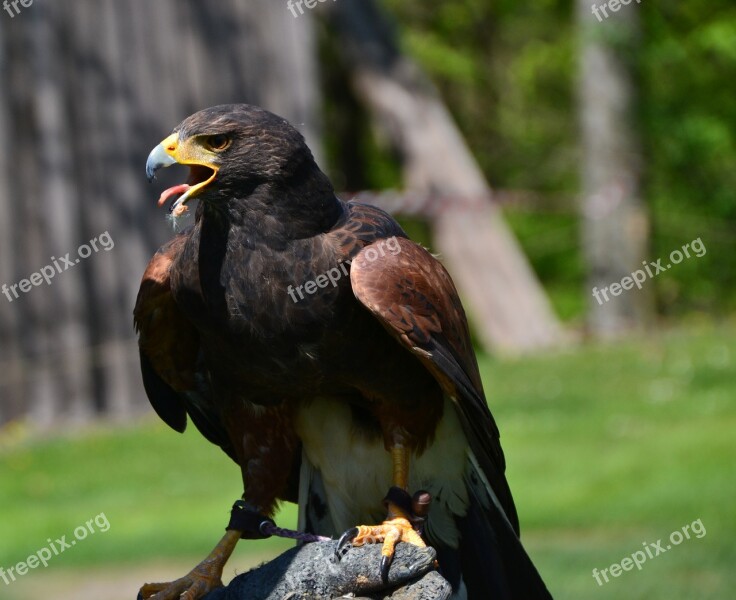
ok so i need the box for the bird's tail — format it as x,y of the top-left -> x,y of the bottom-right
434,452 -> 553,600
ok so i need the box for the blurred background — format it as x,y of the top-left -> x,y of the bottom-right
0,1 -> 733,598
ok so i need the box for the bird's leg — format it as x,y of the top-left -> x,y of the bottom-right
138,529 -> 241,600
137,487 -> 279,600
139,409 -> 295,600
391,444 -> 410,490
335,442 -> 431,583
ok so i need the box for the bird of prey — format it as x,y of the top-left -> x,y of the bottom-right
135,104 -> 551,600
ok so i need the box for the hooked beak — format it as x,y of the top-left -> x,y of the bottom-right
146,135 -> 178,182
146,133 -> 218,217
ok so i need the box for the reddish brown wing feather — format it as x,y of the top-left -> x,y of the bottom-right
134,233 -> 199,432
350,237 -> 519,531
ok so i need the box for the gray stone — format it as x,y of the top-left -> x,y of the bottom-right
204,541 -> 451,600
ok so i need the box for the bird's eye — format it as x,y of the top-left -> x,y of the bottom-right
205,134 -> 231,152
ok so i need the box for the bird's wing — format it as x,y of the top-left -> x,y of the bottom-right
350,237 -> 519,533
134,233 -> 234,459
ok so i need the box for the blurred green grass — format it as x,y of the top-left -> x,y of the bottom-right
0,324 -> 734,598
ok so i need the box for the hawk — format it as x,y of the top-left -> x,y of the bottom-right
135,104 -> 551,600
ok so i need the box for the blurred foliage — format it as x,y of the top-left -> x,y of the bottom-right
641,4 -> 736,315
322,0 -> 735,321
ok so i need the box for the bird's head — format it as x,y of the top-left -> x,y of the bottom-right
146,104 -> 315,218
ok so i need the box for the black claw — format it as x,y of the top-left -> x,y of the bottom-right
380,554 -> 393,584
334,527 -> 359,561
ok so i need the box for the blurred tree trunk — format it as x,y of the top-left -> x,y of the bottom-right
326,0 -> 564,354
576,1 -> 652,337
0,0 -> 321,425
0,21 -> 26,423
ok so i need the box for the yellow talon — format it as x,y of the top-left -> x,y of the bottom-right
338,512 -> 427,584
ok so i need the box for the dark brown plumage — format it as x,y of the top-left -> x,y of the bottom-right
135,104 -> 551,600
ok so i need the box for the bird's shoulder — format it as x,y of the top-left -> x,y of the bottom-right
325,200 -> 408,261
134,231 -> 191,332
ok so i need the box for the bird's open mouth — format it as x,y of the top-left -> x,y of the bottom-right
146,133 -> 219,217
157,165 -> 217,217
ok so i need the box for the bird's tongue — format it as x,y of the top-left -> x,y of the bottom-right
158,184 -> 191,207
